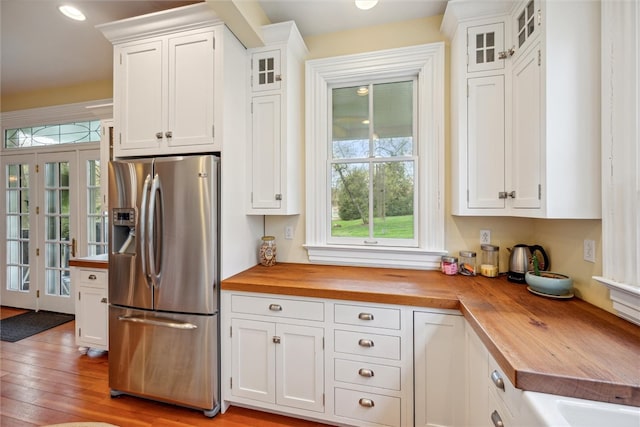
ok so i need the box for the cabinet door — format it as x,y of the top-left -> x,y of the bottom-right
466,326 -> 491,427
231,318 -> 276,403
77,285 -> 108,348
167,31 -> 215,148
467,76 -> 506,209
251,94 -> 282,210
512,0 -> 540,59
252,49 -> 282,92
511,44 -> 541,210
276,323 -> 324,412
116,40 -> 164,153
467,23 -> 505,73
414,312 -> 464,427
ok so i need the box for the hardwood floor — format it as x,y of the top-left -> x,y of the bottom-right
0,307 -> 330,427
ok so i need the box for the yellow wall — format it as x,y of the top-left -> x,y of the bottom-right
265,15 -> 612,314
1,80 -> 113,112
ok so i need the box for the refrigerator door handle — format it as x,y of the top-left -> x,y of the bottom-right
148,173 -> 163,289
139,174 -> 152,289
117,315 -> 198,330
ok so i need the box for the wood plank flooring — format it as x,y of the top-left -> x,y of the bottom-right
0,307 -> 331,427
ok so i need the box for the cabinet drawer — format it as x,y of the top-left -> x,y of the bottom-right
334,330 -> 401,360
334,303 -> 400,330
334,387 -> 401,427
230,294 -> 324,321
78,269 -> 107,286
488,355 -> 522,415
334,358 -> 400,390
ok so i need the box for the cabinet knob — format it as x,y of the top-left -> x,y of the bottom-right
358,312 -> 374,321
155,132 -> 163,139
491,410 -> 504,427
88,274 -> 97,280
358,368 -> 375,377
508,191 -> 516,199
269,303 -> 282,311
358,398 -> 375,408
273,336 -> 281,344
358,338 -> 375,348
275,194 -> 282,201
491,370 -> 505,391
100,297 -> 108,304
165,131 -> 172,138
275,74 -> 282,82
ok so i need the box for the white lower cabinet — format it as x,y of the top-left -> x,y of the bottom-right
414,310 -> 465,427
73,267 -> 109,351
223,293 -> 325,417
466,322 -> 522,427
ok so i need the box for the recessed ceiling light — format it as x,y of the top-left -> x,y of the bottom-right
59,5 -> 86,21
355,0 -> 379,10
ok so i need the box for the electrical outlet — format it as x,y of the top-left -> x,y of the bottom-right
284,226 -> 294,240
480,229 -> 491,245
584,239 -> 596,263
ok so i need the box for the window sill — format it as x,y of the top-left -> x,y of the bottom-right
304,244 -> 446,270
594,276 -> 640,326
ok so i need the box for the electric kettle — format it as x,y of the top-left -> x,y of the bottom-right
507,244 -> 549,283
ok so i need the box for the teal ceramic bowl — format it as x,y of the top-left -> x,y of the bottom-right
525,271 -> 573,296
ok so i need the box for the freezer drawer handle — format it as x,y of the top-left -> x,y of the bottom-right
118,315 -> 198,330
269,304 -> 282,311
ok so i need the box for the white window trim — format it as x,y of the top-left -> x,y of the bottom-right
304,43 -> 446,269
595,0 -> 640,326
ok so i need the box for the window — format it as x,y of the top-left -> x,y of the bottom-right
305,43 -> 445,269
4,120 -> 100,148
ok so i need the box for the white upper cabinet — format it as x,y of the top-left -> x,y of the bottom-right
442,0 -> 601,218
247,22 -> 307,215
98,4 -> 223,157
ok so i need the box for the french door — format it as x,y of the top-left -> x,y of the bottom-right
1,146 -> 100,314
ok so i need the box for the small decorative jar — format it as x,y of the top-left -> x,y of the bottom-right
459,251 -> 477,276
259,236 -> 277,266
441,256 -> 458,275
480,244 -> 499,277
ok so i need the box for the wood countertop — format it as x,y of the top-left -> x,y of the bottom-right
69,254 -> 108,269
222,263 -> 640,407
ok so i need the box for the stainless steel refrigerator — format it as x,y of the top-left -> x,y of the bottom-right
108,155 -> 220,417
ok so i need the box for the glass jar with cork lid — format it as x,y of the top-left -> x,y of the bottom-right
259,236 -> 277,266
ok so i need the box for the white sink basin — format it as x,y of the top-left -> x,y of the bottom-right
521,391 -> 640,427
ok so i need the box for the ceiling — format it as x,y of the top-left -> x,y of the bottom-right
0,0 -> 447,99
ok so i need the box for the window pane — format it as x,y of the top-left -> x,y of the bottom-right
373,81 -> 413,157
88,188 -> 101,214
372,161 -> 415,239
332,86 -> 370,159
4,120 -> 100,149
7,215 -> 19,239
46,216 -> 58,240
7,190 -> 18,213
331,163 -> 370,237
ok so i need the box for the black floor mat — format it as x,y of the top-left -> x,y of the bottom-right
0,310 -> 74,342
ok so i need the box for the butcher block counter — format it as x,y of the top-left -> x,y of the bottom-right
69,254 -> 108,269
222,263 -> 640,407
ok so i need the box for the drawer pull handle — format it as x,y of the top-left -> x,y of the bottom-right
491,370 -> 505,391
358,368 -> 375,377
88,274 -> 97,280
100,298 -> 108,304
268,304 -> 282,311
358,338 -> 374,348
358,398 -> 375,408
491,410 -> 504,427
358,312 -> 374,321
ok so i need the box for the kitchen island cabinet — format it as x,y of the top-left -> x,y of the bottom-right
70,255 -> 109,351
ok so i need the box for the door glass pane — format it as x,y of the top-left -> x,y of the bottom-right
5,163 -> 30,292
86,159 -> 108,256
44,161 -> 71,297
